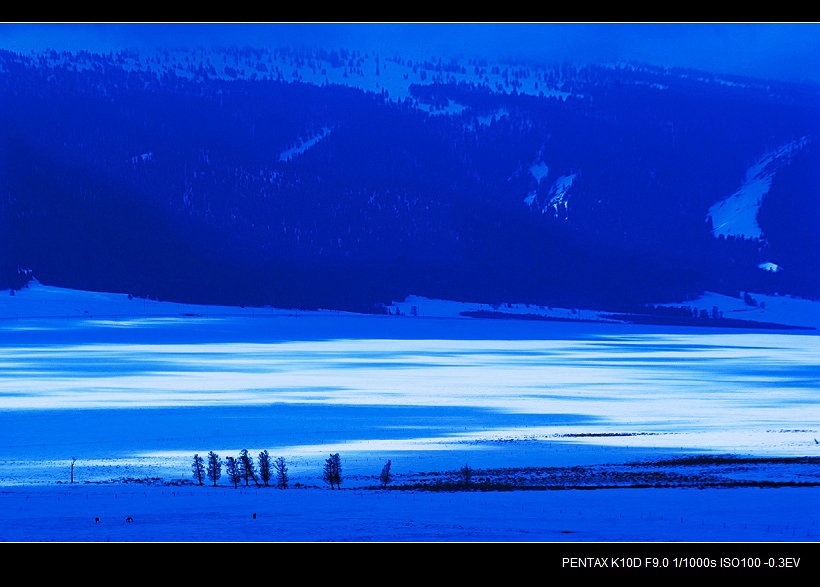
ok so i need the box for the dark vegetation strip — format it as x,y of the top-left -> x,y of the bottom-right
651,455 -> 820,466
461,310 -> 814,330
600,313 -> 815,330
460,311 -> 619,324
385,480 -> 820,492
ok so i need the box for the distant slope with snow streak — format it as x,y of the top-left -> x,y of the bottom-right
708,137 -> 809,240
4,46 -> 820,311
279,127 -> 333,162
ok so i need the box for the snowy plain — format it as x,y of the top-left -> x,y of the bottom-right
0,43 -> 818,566
0,280 -> 819,547
0,48 -> 815,576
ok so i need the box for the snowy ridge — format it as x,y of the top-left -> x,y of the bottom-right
7,46 -> 577,106
0,279 -> 312,320
0,281 -> 615,323
656,290 -> 820,331
392,291 -> 820,331
5,280 -> 819,332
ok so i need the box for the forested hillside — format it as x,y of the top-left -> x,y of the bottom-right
2,47 -> 818,310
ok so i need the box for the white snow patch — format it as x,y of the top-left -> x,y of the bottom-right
279,127 -> 333,162
708,137 -> 809,240
529,161 -> 549,182
419,99 -> 469,116
526,173 -> 576,217
525,161 -> 550,206
548,173 -> 576,204
129,152 -> 153,164
758,262 -> 782,273
475,108 -> 509,126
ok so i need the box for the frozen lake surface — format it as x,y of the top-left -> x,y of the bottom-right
1,310 -> 818,486
1,286 -> 818,543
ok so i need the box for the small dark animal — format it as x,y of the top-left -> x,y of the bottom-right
125,516 -> 134,523
252,513 -> 257,519
95,517 -> 100,523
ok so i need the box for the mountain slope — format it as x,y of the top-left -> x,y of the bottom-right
2,46 -> 819,311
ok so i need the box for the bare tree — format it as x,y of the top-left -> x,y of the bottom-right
192,454 -> 205,486
332,453 -> 342,489
225,456 -> 241,489
258,450 -> 272,487
322,453 -> 342,490
273,456 -> 288,489
379,459 -> 392,489
238,449 -> 260,487
70,457 -> 77,484
207,451 -> 222,487
322,457 -> 335,489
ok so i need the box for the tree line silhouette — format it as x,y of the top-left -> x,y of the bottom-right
192,450 -> 289,489
191,451 -> 398,490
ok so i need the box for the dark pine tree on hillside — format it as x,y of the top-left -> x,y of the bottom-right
191,453 -> 205,486
258,450 -> 272,487
207,451 -> 222,487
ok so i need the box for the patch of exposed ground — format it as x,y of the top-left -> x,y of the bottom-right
378,456 -> 820,492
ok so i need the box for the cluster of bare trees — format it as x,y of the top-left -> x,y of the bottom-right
193,452 -> 397,490
321,453 -> 342,490
318,454 -> 394,490
192,450 -> 288,489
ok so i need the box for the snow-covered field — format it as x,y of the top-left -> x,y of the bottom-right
1,281 -> 819,543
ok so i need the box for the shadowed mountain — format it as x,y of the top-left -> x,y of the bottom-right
2,47 -> 819,311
